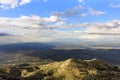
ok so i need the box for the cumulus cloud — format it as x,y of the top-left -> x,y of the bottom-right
0,15 -> 64,36
0,15 -> 120,46
49,19 -> 120,37
77,20 -> 120,36
0,0 -> 32,9
0,15 -> 120,37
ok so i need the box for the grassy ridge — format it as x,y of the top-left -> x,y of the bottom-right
0,58 -> 120,80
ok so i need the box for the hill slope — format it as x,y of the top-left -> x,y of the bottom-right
0,58 -> 120,80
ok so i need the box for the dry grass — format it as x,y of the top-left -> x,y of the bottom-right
0,58 -> 120,80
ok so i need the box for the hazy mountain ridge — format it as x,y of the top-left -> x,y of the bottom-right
0,42 -> 120,65
0,58 -> 120,80
0,42 -> 54,52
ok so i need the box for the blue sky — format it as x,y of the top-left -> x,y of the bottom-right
0,0 -> 119,21
0,0 -> 120,48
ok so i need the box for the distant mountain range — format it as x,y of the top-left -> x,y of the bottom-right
0,42 -> 54,52
0,42 -> 120,65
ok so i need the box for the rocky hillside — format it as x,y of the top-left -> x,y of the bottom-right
0,58 -> 120,80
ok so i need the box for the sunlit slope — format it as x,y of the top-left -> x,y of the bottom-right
0,58 -> 120,80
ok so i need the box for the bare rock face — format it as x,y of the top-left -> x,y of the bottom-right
0,58 -> 120,80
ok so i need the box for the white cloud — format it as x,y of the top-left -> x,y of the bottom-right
19,0 -> 31,5
52,5 -> 85,17
0,0 -> 32,9
110,3 -> 120,8
89,8 -> 106,15
0,16 -> 120,37
0,15 -> 120,45
0,15 -> 64,36
52,6 -> 105,17
78,0 -> 83,3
